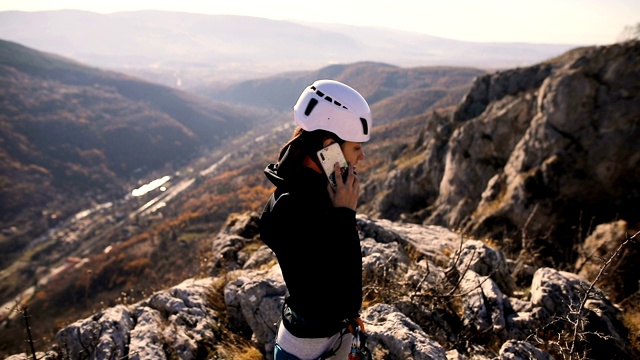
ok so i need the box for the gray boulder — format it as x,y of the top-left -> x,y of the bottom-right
458,270 -> 507,341
362,303 -> 447,360
450,239 -> 515,296
504,307 -> 550,341
223,267 -> 286,358
210,212 -> 262,274
56,305 -> 133,360
575,220 -> 639,301
499,340 -> 553,360
357,214 -> 460,266
53,278 -> 218,360
529,267 -> 630,357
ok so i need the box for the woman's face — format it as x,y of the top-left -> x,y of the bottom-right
341,141 -> 365,168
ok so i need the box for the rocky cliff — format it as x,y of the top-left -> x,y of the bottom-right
8,212 -> 635,359
365,40 -> 640,288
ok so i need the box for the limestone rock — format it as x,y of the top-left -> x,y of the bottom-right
450,239 -> 515,296
51,278 -> 217,360
223,267 -> 285,356
504,307 -> 550,341
431,92 -> 537,228
453,64 -> 553,123
364,41 -> 640,267
5,352 -> 58,360
362,303 -> 447,360
243,244 -> 277,270
498,340 -> 553,360
529,267 -> 629,357
575,220 -> 639,301
55,305 -> 133,360
357,214 -> 459,266
210,212 -> 262,274
466,41 -> 640,253
362,111 -> 452,221
530,267 -> 588,318
458,270 -> 507,340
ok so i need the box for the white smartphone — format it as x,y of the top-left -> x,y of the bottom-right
316,143 -> 348,189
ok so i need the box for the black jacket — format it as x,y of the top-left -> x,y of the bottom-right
259,152 -> 363,337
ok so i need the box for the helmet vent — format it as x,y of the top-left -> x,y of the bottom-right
304,98 -> 318,116
360,118 -> 369,135
310,85 -> 349,109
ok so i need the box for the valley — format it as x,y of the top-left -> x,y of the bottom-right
0,142 -> 225,321
1,20 -> 637,356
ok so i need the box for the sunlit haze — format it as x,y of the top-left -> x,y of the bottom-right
0,0 -> 638,45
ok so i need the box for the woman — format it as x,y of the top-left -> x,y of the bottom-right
259,79 -> 372,359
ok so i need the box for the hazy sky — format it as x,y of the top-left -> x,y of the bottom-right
0,0 -> 638,45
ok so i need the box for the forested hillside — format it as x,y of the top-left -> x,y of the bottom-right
0,39 -> 256,227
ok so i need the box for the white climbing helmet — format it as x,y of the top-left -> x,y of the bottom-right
293,79 -> 372,142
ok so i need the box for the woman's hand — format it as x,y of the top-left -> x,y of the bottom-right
328,162 -> 359,210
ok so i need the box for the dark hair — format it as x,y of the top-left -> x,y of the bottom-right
278,127 -> 344,163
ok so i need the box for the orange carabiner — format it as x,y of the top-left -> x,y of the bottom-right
347,317 -> 365,335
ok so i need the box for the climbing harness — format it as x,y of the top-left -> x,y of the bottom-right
274,316 -> 372,360
347,318 -> 372,360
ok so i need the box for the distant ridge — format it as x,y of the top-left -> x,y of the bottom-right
0,10 -> 579,87
198,62 -> 486,125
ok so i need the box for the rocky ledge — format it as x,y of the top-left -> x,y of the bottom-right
8,212 -> 634,360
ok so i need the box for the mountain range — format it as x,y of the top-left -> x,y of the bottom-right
0,10 -> 578,88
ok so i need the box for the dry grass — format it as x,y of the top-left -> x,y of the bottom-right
218,345 -> 265,360
205,274 -> 266,360
482,237 -> 501,250
623,297 -> 640,357
207,276 -> 229,313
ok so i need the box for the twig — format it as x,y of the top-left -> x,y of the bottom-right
445,248 -> 476,297
521,204 -> 538,247
512,205 -> 538,279
410,260 -> 431,299
22,307 -> 38,360
446,233 -> 466,277
568,229 -> 639,358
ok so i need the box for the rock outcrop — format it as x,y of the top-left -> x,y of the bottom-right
367,40 -> 640,269
9,212 -> 634,359
575,220 -> 640,302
